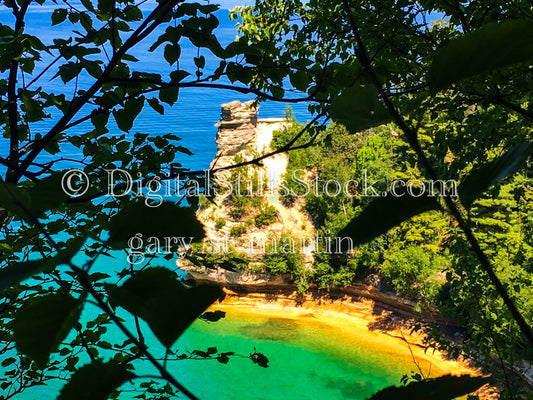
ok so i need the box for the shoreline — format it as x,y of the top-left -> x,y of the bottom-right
205,283 -> 498,399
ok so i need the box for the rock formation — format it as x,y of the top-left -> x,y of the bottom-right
177,100 -> 315,281
212,100 -> 259,170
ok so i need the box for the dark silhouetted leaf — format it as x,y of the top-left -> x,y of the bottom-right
13,293 -> 82,367
459,141 -> 532,209
106,267 -> 224,347
429,19 -> 533,92
51,9 -> 68,25
58,360 -> 134,400
29,172 -> 71,215
0,178 -> 33,220
0,173 -> 71,221
330,85 -> 392,133
108,202 -> 205,248
0,237 -> 85,291
147,98 -> 164,115
338,196 -> 440,249
366,374 -> 489,400
159,86 -> 179,106
0,260 -> 53,291
192,349 -> 209,357
113,97 -> 144,132
199,310 -> 226,322
250,351 -> 269,368
217,354 -> 229,364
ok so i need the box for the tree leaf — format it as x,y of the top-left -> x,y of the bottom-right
112,97 -> 144,132
159,86 -> 179,106
51,9 -> 68,25
29,172 -> 72,215
366,374 -> 489,400
147,97 -> 165,115
338,196 -> 440,249
0,178 -> 33,221
13,293 -> 82,367
0,174 -> 71,221
0,260 -> 53,291
58,360 -> 134,400
330,85 -> 392,133
199,310 -> 226,322
106,267 -> 225,347
217,354 -> 229,364
429,19 -> 533,93
250,352 -> 269,368
459,141 -> 532,209
108,202 -> 205,249
289,70 -> 312,92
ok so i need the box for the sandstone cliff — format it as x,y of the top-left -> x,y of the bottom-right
178,100 -> 315,280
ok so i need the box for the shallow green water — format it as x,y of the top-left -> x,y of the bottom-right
171,309 -> 417,400
6,307 -> 421,400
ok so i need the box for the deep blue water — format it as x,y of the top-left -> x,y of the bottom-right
0,1 -> 310,171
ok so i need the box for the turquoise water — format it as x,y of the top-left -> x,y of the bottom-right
172,310 -> 414,400
9,304 -> 419,400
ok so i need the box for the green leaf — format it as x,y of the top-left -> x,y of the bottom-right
338,196 -> 440,249
29,172 -> 72,215
108,202 -> 205,248
1,357 -> 15,367
0,178 -> 33,221
80,0 -> 94,11
459,141 -> 532,209
199,310 -> 226,322
289,70 -> 312,92
0,260 -> 53,291
106,267 -> 225,347
159,86 -> 179,106
250,352 -> 269,368
193,55 -> 205,69
163,44 -> 180,65
123,5 -> 142,21
52,9 -> 68,25
81,59 -> 102,78
147,98 -> 165,115
217,354 -> 229,364
0,173 -> 71,221
366,374 -> 489,400
112,97 -> 144,132
13,293 -> 82,367
330,85 -> 392,133
429,19 -> 533,93
56,62 -> 83,84
58,360 -> 134,400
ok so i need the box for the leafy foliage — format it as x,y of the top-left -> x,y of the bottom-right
107,267 -> 224,348
57,360 -> 134,400
1,0 -> 533,398
13,293 -> 82,367
366,374 -> 489,400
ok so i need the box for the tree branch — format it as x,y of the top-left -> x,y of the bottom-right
15,0 -> 185,182
6,0 -> 32,183
66,111 -> 328,204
